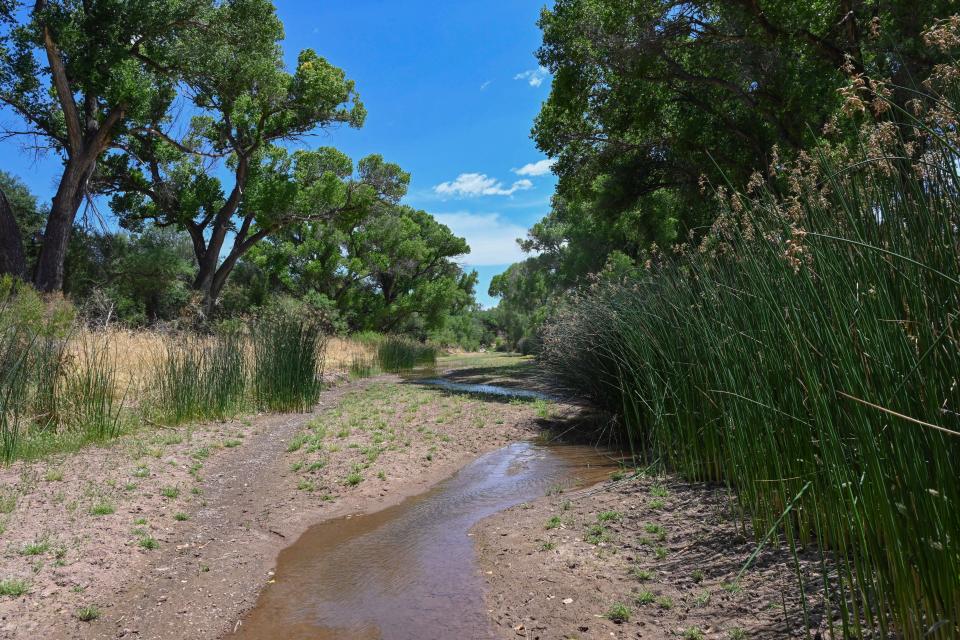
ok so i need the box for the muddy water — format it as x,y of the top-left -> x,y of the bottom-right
416,378 -> 554,401
231,442 -> 615,640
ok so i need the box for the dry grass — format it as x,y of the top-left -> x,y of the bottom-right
325,337 -> 376,374
64,330 -> 374,405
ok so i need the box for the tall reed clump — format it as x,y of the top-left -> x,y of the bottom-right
0,277 -> 125,460
540,28 -> 960,640
252,315 -> 327,412
376,336 -> 437,372
152,330 -> 248,425
64,334 -> 124,442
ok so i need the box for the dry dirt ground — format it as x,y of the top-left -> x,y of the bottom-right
474,471 -> 832,640
0,355 -> 542,639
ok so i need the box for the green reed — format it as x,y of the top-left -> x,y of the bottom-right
252,316 -> 327,412
541,112 -> 959,637
153,331 -> 248,425
376,336 -> 437,372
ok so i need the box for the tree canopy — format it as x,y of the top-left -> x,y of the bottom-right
491,0 -> 955,347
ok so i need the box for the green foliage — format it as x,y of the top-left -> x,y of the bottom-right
490,1 -> 956,344
65,227 -> 196,326
230,204 -> 477,335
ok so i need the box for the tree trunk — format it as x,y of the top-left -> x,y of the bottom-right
0,187 -> 27,280
33,158 -> 92,292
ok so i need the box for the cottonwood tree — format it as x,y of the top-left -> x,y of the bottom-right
0,0 -> 211,289
105,0 -> 406,314
347,204 -> 475,332
534,0 -> 953,248
237,205 -> 476,333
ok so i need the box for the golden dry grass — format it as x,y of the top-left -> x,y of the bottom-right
65,329 -> 375,401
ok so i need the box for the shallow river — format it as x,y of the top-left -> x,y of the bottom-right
230,440 -> 615,639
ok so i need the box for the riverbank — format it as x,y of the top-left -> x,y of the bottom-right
0,354 -> 544,639
474,472 -> 830,640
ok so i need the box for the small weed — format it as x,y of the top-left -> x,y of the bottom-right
650,485 -> 669,497
656,595 -> 673,609
561,499 -> 572,511
191,447 -> 210,460
76,605 -> 100,621
683,628 -> 706,640
134,518 -> 147,525
297,479 -> 315,492
650,498 -> 666,510
654,545 -> 668,560
605,602 -> 631,623
173,512 -> 189,522
0,579 -> 28,597
598,510 -> 621,523
21,540 -> 49,556
223,439 -> 241,448
290,461 -> 304,472
635,589 -> 655,605
728,629 -> 747,640
546,483 -> 564,496
693,590 -> 711,607
190,487 -> 202,496
287,434 -> 308,453
306,460 -> 326,472
610,469 -> 626,481
585,524 -> 611,545
89,501 -> 115,516
631,566 -> 653,581
138,536 -> 159,550
44,469 -> 63,482
692,569 -> 705,583
377,470 -> 386,480
533,399 -> 551,419
344,471 -> 362,487
545,515 -> 562,530
160,486 -> 180,499
539,541 -> 556,551
722,581 -> 742,594
0,493 -> 16,514
133,466 -> 150,478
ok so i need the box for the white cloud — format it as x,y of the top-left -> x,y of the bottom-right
513,158 -> 556,177
434,173 -> 533,198
433,212 -> 530,265
480,80 -> 492,91
514,66 -> 549,87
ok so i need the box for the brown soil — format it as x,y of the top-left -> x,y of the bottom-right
0,367 -> 540,639
474,471 -> 831,640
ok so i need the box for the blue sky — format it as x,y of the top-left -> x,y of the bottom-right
0,1 -> 554,307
